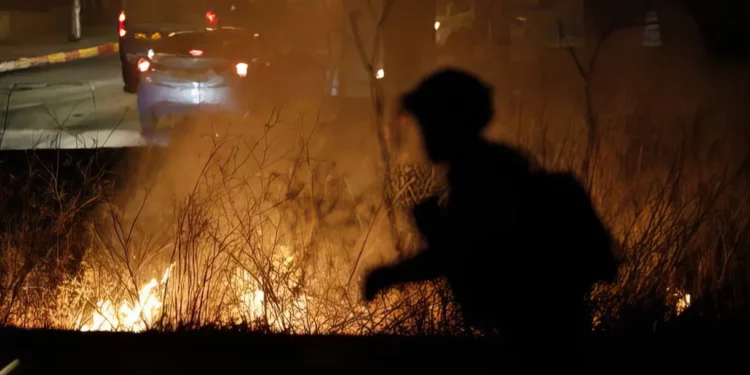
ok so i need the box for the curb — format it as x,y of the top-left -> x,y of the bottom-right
0,42 -> 119,73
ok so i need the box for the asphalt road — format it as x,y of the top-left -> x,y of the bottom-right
0,52 -> 383,199
0,53 -> 374,153
0,54 -> 145,149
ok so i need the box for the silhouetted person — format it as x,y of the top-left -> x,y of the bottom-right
363,68 -> 619,372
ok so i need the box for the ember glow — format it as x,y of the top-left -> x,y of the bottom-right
670,288 -> 691,316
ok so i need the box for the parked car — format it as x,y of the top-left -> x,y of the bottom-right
135,27 -> 274,136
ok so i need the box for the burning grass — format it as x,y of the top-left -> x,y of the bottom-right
0,110 -> 463,335
0,100 -> 748,335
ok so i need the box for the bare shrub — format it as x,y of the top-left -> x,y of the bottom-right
0,151 -> 109,328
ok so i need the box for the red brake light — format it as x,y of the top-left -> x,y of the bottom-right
205,10 -> 218,24
118,11 -> 126,37
189,49 -> 204,57
137,58 -> 151,72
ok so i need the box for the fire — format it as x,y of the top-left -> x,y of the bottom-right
226,245 -> 314,330
670,288 -> 691,316
591,287 -> 692,330
81,265 -> 173,332
78,244 -> 317,332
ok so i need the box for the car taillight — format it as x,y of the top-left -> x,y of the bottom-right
118,10 -> 126,37
189,49 -> 204,57
205,10 -> 218,24
235,62 -> 248,77
137,58 -> 151,72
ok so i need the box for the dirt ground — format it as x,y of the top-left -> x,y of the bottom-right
0,328 -> 747,374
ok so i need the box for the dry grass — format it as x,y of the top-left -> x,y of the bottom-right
2,2 -> 750,332
0,107 -> 463,335
499,100 -> 750,331
1,97 -> 749,334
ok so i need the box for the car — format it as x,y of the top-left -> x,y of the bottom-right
135,27 -> 274,137
116,0 -> 248,93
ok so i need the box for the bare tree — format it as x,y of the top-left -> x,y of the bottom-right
560,0 -> 654,188
345,0 -> 401,282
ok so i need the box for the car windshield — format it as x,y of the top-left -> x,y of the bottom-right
123,0 -> 248,27
155,29 -> 260,60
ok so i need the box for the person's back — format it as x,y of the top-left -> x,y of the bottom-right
442,142 -> 617,370
432,140 -> 534,334
522,171 -> 619,330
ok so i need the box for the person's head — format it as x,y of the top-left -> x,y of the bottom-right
400,68 -> 494,163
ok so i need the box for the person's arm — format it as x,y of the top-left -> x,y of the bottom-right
363,196 -> 450,301
363,248 -> 444,301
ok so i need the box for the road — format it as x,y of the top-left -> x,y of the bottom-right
0,54 -> 145,149
0,53 -> 382,192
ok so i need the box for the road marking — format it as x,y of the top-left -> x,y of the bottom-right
0,42 -> 118,73
48,52 -> 67,63
79,46 -> 99,58
14,59 -> 30,69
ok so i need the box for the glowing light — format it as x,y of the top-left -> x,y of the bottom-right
235,62 -> 248,77
375,68 -> 385,80
516,15 -> 528,22
147,49 -> 154,59
434,21 -> 441,30
191,82 -> 199,104
189,49 -> 204,57
206,10 -> 218,24
137,58 -> 150,72
118,11 -> 126,38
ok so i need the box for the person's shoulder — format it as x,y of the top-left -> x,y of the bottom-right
527,170 -> 591,204
482,143 -> 536,171
530,170 -> 583,188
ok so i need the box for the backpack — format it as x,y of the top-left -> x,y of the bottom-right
523,171 -> 620,292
